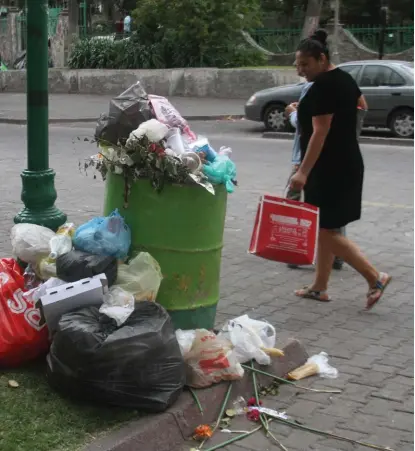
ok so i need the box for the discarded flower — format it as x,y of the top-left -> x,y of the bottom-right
247,397 -> 262,407
193,424 -> 213,441
247,408 -> 260,422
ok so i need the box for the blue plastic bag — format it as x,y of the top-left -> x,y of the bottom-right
73,209 -> 131,259
202,155 -> 237,193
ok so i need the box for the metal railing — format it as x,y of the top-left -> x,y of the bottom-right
250,25 -> 414,54
249,28 -> 302,53
345,25 -> 414,54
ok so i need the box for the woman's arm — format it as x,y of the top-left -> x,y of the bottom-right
358,95 -> 368,110
290,115 -> 332,191
289,111 -> 298,129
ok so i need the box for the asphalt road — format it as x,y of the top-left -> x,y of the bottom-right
0,122 -> 413,450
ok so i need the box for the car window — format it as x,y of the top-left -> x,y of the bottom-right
389,70 -> 406,86
360,65 -> 395,87
340,65 -> 362,81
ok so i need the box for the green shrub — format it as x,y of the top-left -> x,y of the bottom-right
68,0 -> 268,70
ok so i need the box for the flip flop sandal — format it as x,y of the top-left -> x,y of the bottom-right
366,272 -> 392,310
295,286 -> 331,302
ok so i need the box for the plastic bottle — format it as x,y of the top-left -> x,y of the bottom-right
37,223 -> 76,280
48,223 -> 76,260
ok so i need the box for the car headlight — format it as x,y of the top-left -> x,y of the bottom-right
246,95 -> 257,106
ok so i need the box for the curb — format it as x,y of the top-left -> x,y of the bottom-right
262,131 -> 414,147
83,339 -> 308,451
0,115 -> 245,125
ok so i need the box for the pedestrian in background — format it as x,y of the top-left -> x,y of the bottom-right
123,11 -> 132,35
290,29 -> 390,309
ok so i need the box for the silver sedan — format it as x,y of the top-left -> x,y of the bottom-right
245,60 -> 414,138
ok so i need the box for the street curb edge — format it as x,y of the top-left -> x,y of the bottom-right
83,340 -> 308,451
262,131 -> 414,147
0,115 -> 245,125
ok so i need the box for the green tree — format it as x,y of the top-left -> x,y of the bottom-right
133,0 -> 265,67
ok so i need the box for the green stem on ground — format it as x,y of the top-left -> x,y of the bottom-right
242,364 -> 342,393
251,361 -> 288,451
270,416 -> 394,451
203,424 -> 263,451
197,382 -> 233,450
188,387 -> 204,414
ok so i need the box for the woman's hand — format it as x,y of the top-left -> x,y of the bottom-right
285,103 -> 298,116
290,169 -> 307,192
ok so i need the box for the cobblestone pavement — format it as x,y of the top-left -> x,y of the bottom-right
0,123 -> 413,451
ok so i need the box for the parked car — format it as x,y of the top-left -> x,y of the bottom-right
244,60 -> 414,138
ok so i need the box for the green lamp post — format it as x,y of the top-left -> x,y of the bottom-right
14,0 -> 67,230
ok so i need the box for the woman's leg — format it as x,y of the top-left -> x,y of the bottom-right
312,229 -> 335,291
322,229 -> 378,287
295,229 -> 335,301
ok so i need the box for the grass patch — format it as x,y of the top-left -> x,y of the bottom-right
0,360 -> 139,451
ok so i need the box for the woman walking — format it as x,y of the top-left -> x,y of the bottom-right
290,30 -> 391,309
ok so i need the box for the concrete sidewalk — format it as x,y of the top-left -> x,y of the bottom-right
0,93 -> 246,123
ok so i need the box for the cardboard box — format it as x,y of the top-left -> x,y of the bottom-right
37,274 -> 108,332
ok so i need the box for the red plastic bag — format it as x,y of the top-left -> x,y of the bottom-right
249,194 -> 319,266
0,258 -> 49,367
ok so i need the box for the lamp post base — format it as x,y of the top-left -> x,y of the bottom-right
14,169 -> 67,230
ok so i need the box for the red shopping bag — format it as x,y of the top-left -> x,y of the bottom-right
0,258 -> 49,367
249,194 -> 319,266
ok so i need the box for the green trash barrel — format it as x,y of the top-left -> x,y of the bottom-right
103,172 -> 228,330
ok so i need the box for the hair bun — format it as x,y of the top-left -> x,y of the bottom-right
311,29 -> 328,46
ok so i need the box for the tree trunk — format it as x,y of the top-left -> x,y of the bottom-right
68,0 -> 78,35
301,0 -> 324,39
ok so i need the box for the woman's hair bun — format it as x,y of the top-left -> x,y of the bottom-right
310,29 -> 328,46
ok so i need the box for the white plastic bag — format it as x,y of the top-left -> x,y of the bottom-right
175,329 -> 196,356
184,329 -> 244,388
307,352 -> 338,379
218,314 -> 276,365
99,287 -> 135,326
11,224 -> 55,264
115,252 -> 162,301
24,277 -> 66,304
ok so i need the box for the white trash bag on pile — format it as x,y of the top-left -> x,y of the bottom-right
175,329 -> 196,356
99,286 -> 135,326
11,224 -> 55,264
115,252 -> 162,302
218,314 -> 283,366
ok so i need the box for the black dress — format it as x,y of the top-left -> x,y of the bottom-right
297,68 -> 364,229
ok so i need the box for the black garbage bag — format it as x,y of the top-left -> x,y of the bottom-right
56,250 -> 117,287
95,81 -> 154,145
46,302 -> 186,412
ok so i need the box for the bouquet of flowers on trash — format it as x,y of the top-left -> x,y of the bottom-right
86,84 -> 237,204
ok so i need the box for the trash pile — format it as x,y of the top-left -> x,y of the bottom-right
0,211 -> 292,414
86,82 -> 237,201
0,206 -> 288,410
3,215 -> 386,451
0,211 -> 185,412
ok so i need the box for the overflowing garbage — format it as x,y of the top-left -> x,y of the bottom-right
2,214 -> 385,451
87,81 -> 237,202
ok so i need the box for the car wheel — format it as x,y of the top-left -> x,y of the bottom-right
263,104 -> 288,131
389,108 -> 414,138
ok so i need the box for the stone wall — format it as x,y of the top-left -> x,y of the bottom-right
0,67 -> 302,98
0,9 -> 19,66
50,10 -> 69,68
0,8 -> 69,69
